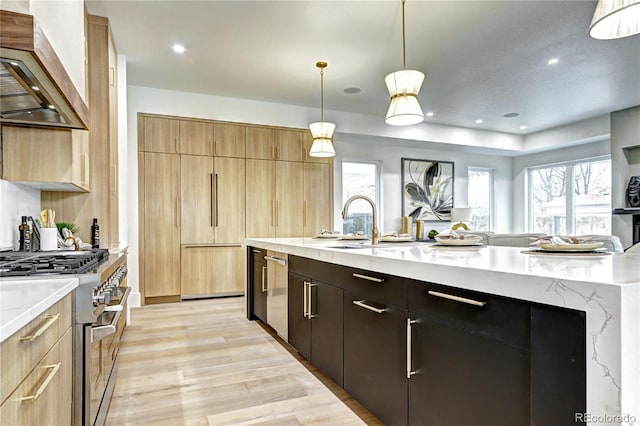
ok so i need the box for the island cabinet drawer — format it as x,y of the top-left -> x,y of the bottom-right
0,293 -> 72,404
288,255 -> 406,308
0,328 -> 72,426
408,280 -> 530,349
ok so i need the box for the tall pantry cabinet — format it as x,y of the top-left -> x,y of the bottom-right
139,114 -> 333,304
40,15 -> 119,248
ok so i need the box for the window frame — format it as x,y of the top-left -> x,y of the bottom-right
526,155 -> 611,234
467,166 -> 495,232
340,159 -> 382,232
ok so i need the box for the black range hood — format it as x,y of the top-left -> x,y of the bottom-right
0,10 -> 89,129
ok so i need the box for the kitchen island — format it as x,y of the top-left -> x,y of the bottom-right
246,237 -> 640,425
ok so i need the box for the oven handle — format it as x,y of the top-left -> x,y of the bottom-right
91,286 -> 130,343
91,310 -> 121,343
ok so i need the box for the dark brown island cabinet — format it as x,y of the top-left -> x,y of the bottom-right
247,249 -> 586,426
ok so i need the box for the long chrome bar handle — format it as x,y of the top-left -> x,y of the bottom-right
352,300 -> 386,314
264,255 -> 286,266
352,273 -> 384,283
303,281 -> 310,318
308,283 -> 317,319
407,318 -> 417,379
428,291 -> 486,307
261,266 -> 267,293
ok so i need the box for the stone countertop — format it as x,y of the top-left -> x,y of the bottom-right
246,237 -> 640,425
0,277 -> 78,343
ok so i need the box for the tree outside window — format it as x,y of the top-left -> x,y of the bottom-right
342,162 -> 378,235
468,168 -> 493,231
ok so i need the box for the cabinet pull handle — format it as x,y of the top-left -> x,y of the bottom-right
303,281 -> 310,318
175,138 -> 179,154
308,282 -> 316,319
352,300 -> 386,314
352,273 -> 384,283
407,318 -> 417,378
264,255 -> 286,266
20,314 -> 61,342
211,140 -> 215,156
214,173 -> 219,227
176,197 -> 180,228
427,291 -> 486,307
111,164 -> 117,193
19,363 -> 61,402
275,200 -> 279,227
210,173 -> 214,227
303,201 -> 307,227
252,249 -> 262,254
109,67 -> 115,87
271,200 -> 275,227
261,266 -> 267,293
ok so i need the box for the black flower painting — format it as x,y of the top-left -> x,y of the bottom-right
401,158 -> 453,221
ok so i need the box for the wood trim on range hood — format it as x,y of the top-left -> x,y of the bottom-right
0,10 -> 89,129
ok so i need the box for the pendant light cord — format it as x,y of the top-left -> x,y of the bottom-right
402,0 -> 406,70
320,67 -> 324,122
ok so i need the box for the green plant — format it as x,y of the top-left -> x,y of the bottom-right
56,222 -> 78,235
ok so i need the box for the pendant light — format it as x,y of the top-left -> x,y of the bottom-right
309,61 -> 336,157
385,0 -> 425,126
589,0 -> 640,39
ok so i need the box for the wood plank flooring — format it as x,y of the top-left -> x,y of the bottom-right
106,297 -> 382,425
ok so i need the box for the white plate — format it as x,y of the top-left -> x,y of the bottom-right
380,235 -> 414,242
434,236 -> 483,246
339,235 -> 369,241
536,242 -> 604,252
313,233 -> 340,239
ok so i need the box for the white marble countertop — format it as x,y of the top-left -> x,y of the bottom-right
0,277 -> 78,343
246,237 -> 640,424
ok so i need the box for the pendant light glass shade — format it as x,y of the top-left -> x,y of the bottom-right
385,69 -> 425,126
309,122 -> 336,157
589,0 -> 640,39
309,61 -> 336,157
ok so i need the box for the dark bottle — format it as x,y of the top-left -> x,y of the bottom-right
91,218 -> 100,249
18,216 -> 31,251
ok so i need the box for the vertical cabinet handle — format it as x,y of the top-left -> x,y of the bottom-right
275,200 -> 279,227
261,266 -> 267,293
109,67 -> 115,87
111,164 -> 117,193
308,282 -> 316,319
407,318 -> 417,379
303,281 -> 310,318
303,201 -> 307,227
175,197 -> 180,227
271,200 -> 275,227
210,173 -> 214,227
215,173 -> 219,227
174,138 -> 179,154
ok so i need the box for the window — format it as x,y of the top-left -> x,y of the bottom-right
528,158 -> 611,235
342,161 -> 379,235
468,167 -> 494,231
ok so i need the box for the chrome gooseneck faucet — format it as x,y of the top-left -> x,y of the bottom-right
341,195 -> 380,245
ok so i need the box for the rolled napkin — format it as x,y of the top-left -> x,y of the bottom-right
382,232 -> 411,238
318,229 -> 340,235
530,236 -> 594,246
435,230 -> 483,243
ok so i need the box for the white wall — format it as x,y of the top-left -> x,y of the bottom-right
511,140 -> 611,233
1,0 -> 86,100
0,180 -> 40,250
334,137 -> 513,234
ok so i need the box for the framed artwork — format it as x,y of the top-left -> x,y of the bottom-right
401,158 -> 454,221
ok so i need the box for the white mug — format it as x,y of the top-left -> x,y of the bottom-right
40,228 -> 58,251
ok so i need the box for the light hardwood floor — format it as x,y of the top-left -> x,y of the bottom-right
106,297 -> 382,425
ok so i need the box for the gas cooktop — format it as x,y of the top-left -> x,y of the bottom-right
0,249 -> 109,277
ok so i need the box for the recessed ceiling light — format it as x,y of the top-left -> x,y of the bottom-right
520,125 -> 528,130
426,112 -> 434,117
47,105 -> 56,110
172,43 -> 186,54
31,86 -> 39,91
343,87 -> 361,94
503,112 -> 519,118
547,58 -> 559,65
475,119 -> 483,124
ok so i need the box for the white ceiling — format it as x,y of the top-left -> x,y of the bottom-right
85,0 -> 640,136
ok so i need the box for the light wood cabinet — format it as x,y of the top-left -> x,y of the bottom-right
0,294 -> 72,426
142,152 -> 181,300
246,159 -> 303,238
304,163 -> 332,236
246,127 -> 302,161
142,115 -> 180,153
213,122 -> 246,158
2,126 -> 90,192
181,155 -> 246,244
179,120 -> 214,156
181,245 -> 245,297
38,15 -> 119,248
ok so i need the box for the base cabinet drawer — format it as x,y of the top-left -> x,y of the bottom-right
0,328 -> 72,425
